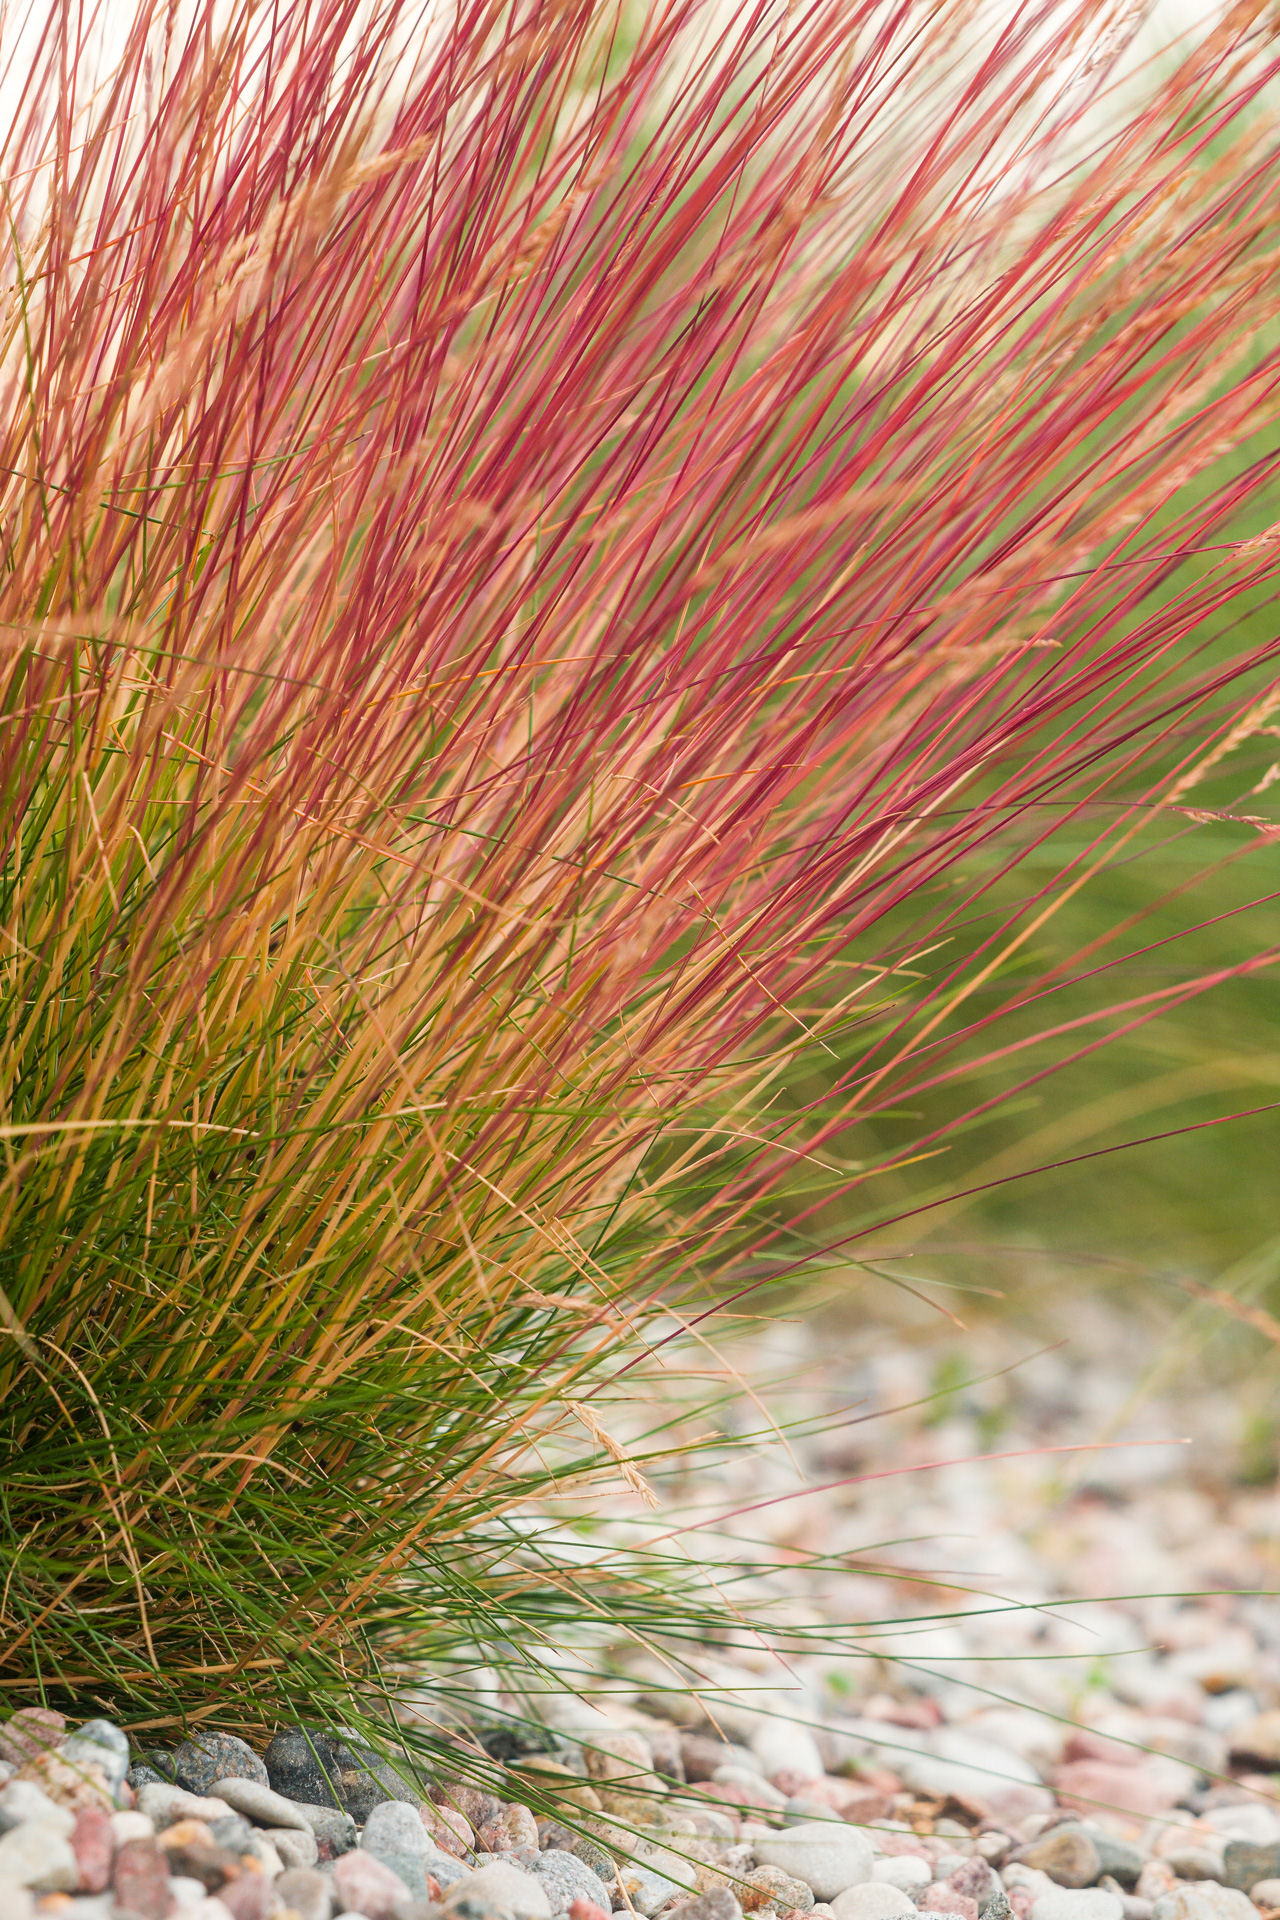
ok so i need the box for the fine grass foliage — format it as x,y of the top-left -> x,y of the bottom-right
4,0 -> 1280,1753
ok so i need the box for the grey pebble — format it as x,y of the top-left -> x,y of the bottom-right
176,1733 -> 269,1796
290,1801 -> 360,1860
127,1767 -> 168,1793
64,1723 -> 130,1785
211,1775 -> 312,1831
209,1815 -> 258,1851
531,1848 -> 612,1913
266,1729 -> 412,1822
1224,1844 -> 1280,1892
268,1826 -> 321,1869
362,1802 -> 434,1858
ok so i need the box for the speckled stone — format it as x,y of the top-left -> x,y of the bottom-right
175,1739 -> 269,1798
112,1836 -> 172,1920
530,1848 -> 612,1915
0,1711 -> 66,1769
265,1733 -> 410,1823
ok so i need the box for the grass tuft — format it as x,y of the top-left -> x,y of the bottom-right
4,0 -> 1280,1751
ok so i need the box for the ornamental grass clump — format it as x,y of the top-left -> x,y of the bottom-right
6,0 -> 1280,1753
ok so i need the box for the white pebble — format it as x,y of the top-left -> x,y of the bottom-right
754,1824 -> 877,1901
111,1812 -> 155,1844
0,1823 -> 79,1893
1153,1893 -> 1261,1920
446,1862 -> 552,1919
831,1884 -> 918,1920
872,1859 -> 933,1892
0,1782 -> 73,1835
1033,1894 -> 1125,1920
170,1878 -> 212,1909
750,1721 -> 826,1782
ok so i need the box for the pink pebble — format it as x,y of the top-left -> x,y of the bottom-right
922,1886 -> 978,1920
1052,1762 -> 1182,1818
70,1805 -> 114,1894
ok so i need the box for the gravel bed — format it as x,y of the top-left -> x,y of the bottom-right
4,1299 -> 1278,1920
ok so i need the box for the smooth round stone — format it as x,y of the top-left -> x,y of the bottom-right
1153,1894 -> 1260,1920
445,1861 -> 553,1918
1032,1893 -> 1125,1920
1249,1882 -> 1280,1908
0,1822 -> 79,1892
333,1852 -> 414,1920
275,1871 -> 334,1920
830,1888 -> 916,1920
0,1781 -> 73,1834
175,1736 -> 268,1797
266,1828 -> 320,1870
1014,1830 -> 1103,1890
65,1725 -> 130,1786
1226,1850 -> 1280,1894
750,1723 -> 826,1783
871,1860 -> 933,1893
754,1824 -> 877,1901
210,1778 -> 310,1831
531,1850 -> 613,1914
136,1785 -> 233,1830
362,1801 -> 434,1856
615,1865 -> 683,1916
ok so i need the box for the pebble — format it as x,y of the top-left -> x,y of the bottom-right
445,1861 -> 553,1918
529,1849 -> 612,1913
0,1783 -> 73,1835
1224,1850 -> 1280,1894
362,1804 -> 435,1860
750,1727 -> 826,1785
210,1780 -> 311,1833
0,1715 -> 65,1770
276,1867 -> 335,1920
1249,1885 -> 1280,1910
619,1864 -> 687,1914
753,1826 -> 877,1901
1031,1894 -> 1124,1920
265,1734 -> 407,1824
284,1803 -> 358,1861
1013,1831 -> 1102,1890
221,1872 -> 283,1920
136,1787 -> 234,1830
1152,1897 -> 1260,1920
669,1894 -> 744,1920
828,1887 -> 917,1920
112,1813 -> 155,1845
175,1739 -> 270,1798
12,1753 -> 113,1816
63,1727 -> 130,1788
1226,1720 -> 1280,1772
69,1806 -> 114,1892
332,1850 -> 413,1920
266,1827 -> 320,1870
112,1836 -> 172,1920
0,1822 -> 78,1892
922,1887 -> 978,1920
477,1806 -> 540,1854
743,1864 -> 815,1912
418,1804 -> 475,1856
871,1860 -> 932,1893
